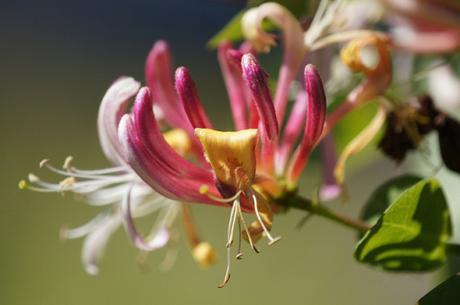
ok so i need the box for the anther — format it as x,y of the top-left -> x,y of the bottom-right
39,159 -> 49,168
218,273 -> 231,288
28,173 -> 40,183
63,156 -> 74,170
59,177 -> 76,190
18,180 -> 27,190
200,185 -> 242,204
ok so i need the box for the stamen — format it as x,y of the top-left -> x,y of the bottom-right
63,156 -> 73,170
235,200 -> 259,253
235,219 -> 243,260
39,159 -> 49,168
200,185 -> 242,204
250,190 -> 281,246
59,177 -> 76,191
219,201 -> 238,288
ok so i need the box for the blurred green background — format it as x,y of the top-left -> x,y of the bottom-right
0,0 -> 448,304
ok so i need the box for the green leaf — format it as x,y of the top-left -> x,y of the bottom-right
360,174 -> 424,225
417,274 -> 460,305
355,178 -> 452,271
207,10 -> 248,49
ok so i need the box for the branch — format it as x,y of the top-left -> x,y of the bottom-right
275,194 -> 372,233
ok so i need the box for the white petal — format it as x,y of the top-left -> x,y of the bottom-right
98,77 -> 140,165
81,215 -> 121,275
121,186 -> 170,251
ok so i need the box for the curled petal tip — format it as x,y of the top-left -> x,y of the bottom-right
175,67 -> 212,129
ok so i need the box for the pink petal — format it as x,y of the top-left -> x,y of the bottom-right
145,41 -> 189,130
241,53 -> 279,140
118,89 -> 223,205
175,67 -> 213,129
288,65 -> 326,183
242,3 -> 306,124
218,42 -> 248,130
97,77 -> 140,165
276,91 -> 307,174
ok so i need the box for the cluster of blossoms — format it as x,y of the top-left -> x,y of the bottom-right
20,0 -> 460,287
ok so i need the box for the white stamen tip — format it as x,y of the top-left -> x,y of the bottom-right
63,156 -> 74,170
268,236 -> 282,246
39,159 -> 49,168
28,173 -> 40,183
218,273 -> 231,288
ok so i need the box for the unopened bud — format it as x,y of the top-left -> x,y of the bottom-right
192,242 -> 216,267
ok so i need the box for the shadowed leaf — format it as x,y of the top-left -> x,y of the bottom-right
417,273 -> 460,305
355,178 -> 451,271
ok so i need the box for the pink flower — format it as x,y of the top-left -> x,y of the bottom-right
119,43 -> 327,286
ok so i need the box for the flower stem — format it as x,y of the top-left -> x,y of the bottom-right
275,194 -> 371,233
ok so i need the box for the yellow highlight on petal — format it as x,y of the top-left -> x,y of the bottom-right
340,34 -> 390,76
192,242 -> 216,267
163,128 -> 192,157
195,128 -> 258,190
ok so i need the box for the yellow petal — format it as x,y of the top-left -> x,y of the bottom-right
163,128 -> 192,157
195,128 -> 258,190
335,106 -> 386,185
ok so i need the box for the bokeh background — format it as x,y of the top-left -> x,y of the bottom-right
1,0 -> 456,304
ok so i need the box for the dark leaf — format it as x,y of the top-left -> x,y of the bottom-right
437,116 -> 460,173
360,174 -> 423,225
417,273 -> 460,305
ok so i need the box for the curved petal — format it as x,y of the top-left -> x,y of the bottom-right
218,42 -> 248,130
241,54 -> 279,140
242,2 -> 306,123
118,90 -> 224,205
287,65 -> 326,184
121,186 -> 170,251
175,67 -> 213,129
81,214 -> 121,275
145,40 -> 189,130
97,77 -> 140,165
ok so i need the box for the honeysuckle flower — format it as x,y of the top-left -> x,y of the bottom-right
118,48 -> 328,286
19,41 -> 217,274
324,34 -> 392,134
242,1 -> 347,123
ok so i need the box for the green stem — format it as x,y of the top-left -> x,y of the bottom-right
275,194 -> 371,233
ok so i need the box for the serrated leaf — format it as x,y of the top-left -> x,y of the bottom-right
360,174 -> 423,225
355,178 -> 452,271
417,274 -> 460,305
